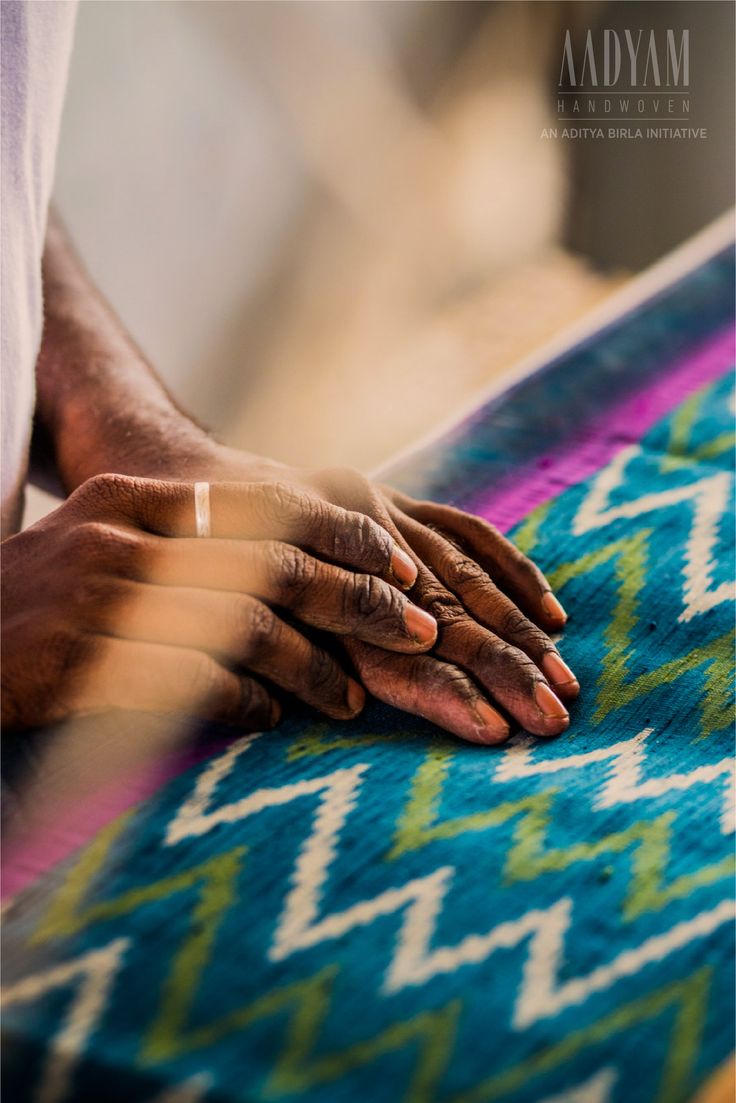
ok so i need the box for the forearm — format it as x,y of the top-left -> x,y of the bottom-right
35,211 -> 219,490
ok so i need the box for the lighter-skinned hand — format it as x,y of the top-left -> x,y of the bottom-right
1,464 -> 578,743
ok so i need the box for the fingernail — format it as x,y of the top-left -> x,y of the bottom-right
347,678 -> 366,716
542,652 -> 578,689
472,700 -> 510,742
391,546 -> 417,588
542,592 -> 567,623
534,681 -> 569,720
404,604 -> 438,645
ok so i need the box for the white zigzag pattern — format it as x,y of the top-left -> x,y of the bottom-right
538,1067 -> 617,1103
167,742 -> 735,1029
386,891 -> 734,1029
1,938 -> 129,1103
573,444 -> 734,622
164,738 -> 454,965
515,898 -> 732,1028
495,728 -> 736,834
149,1074 -> 212,1103
166,732 -> 369,852
268,777 -> 452,963
166,732 -> 263,844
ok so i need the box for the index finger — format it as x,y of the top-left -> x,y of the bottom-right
76,474 -> 418,588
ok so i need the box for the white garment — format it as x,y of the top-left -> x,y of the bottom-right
1,0 -> 76,536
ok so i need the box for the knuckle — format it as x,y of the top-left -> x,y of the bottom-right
442,550 -> 487,589
333,511 -> 386,566
74,472 -> 136,509
500,605 -> 534,638
480,635 -> 538,685
40,627 -> 92,686
299,496 -> 332,548
272,543 -> 315,603
260,482 -> 304,527
306,646 -> 342,697
66,521 -> 143,572
73,575 -> 129,617
3,625 -> 92,727
237,599 -> 277,663
347,644 -> 409,700
481,635 -> 516,664
419,583 -> 465,625
66,521 -> 114,558
39,625 -> 74,664
345,573 -> 393,620
185,652 -> 222,706
434,662 -> 476,698
501,608 -> 549,653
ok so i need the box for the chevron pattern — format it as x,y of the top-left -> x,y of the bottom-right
496,729 -> 735,834
2,330 -> 734,1102
1,938 -> 130,1103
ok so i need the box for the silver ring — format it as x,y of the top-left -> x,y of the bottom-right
194,482 -> 212,538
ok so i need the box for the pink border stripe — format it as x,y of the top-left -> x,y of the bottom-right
472,325 -> 735,531
3,325 -> 733,903
1,737 -> 233,901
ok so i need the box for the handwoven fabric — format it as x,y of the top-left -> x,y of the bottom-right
2,249 -> 734,1103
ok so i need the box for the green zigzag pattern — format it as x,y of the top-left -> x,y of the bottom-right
286,527 -> 732,766
28,819 -> 713,1103
660,380 -> 735,473
388,747 -> 733,920
20,372 -> 732,1103
547,530 -> 732,735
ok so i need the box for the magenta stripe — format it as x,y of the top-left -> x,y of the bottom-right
3,325 -> 733,903
1,737 -> 233,900
471,325 -> 735,531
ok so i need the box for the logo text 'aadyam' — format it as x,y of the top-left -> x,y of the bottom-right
559,29 -> 689,89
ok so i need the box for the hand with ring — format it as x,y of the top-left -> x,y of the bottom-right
1,465 -> 577,742
0,472 -> 439,731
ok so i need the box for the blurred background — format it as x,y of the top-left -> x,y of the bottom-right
28,0 -> 734,522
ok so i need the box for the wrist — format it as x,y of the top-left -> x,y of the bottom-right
56,399 -> 221,489
36,210 -> 221,490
